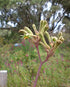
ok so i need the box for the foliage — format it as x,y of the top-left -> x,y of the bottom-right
0,41 -> 70,87
55,0 -> 70,13
0,30 -> 11,37
0,36 -> 4,47
0,0 -> 70,33
63,16 -> 70,33
0,0 -> 9,8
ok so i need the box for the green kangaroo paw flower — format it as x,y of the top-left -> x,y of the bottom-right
24,27 -> 33,35
39,20 -> 44,31
59,36 -> 64,42
44,25 -> 49,31
41,25 -> 47,33
25,34 -> 37,38
40,41 -> 46,48
19,29 -> 28,34
43,20 -> 47,25
45,31 -> 51,43
58,32 -> 62,38
40,33 -> 50,49
32,24 -> 39,35
43,21 -> 49,31
54,40 -> 62,49
40,41 -> 49,53
39,20 -> 46,32
39,20 -> 49,33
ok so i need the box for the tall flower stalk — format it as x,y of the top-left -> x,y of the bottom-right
19,20 -> 64,87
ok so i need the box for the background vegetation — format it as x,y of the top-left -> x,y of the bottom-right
0,0 -> 70,87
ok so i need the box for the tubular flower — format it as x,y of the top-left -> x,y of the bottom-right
19,20 -> 64,52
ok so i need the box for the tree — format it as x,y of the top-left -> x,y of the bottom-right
52,0 -> 70,32
0,0 -> 70,33
0,0 -> 47,30
56,0 -> 70,13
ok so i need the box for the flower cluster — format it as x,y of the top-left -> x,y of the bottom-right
19,20 -> 64,53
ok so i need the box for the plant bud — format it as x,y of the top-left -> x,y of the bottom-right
56,40 -> 62,47
39,20 -> 49,32
58,32 -> 62,37
44,24 -> 49,31
51,36 -> 58,42
57,40 -> 62,44
59,36 -> 64,42
54,40 -> 62,49
32,24 -> 39,35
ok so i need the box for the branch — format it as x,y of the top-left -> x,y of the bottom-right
36,46 -> 42,63
42,54 -> 50,64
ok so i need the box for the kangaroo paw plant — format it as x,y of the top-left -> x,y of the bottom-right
19,20 -> 64,87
